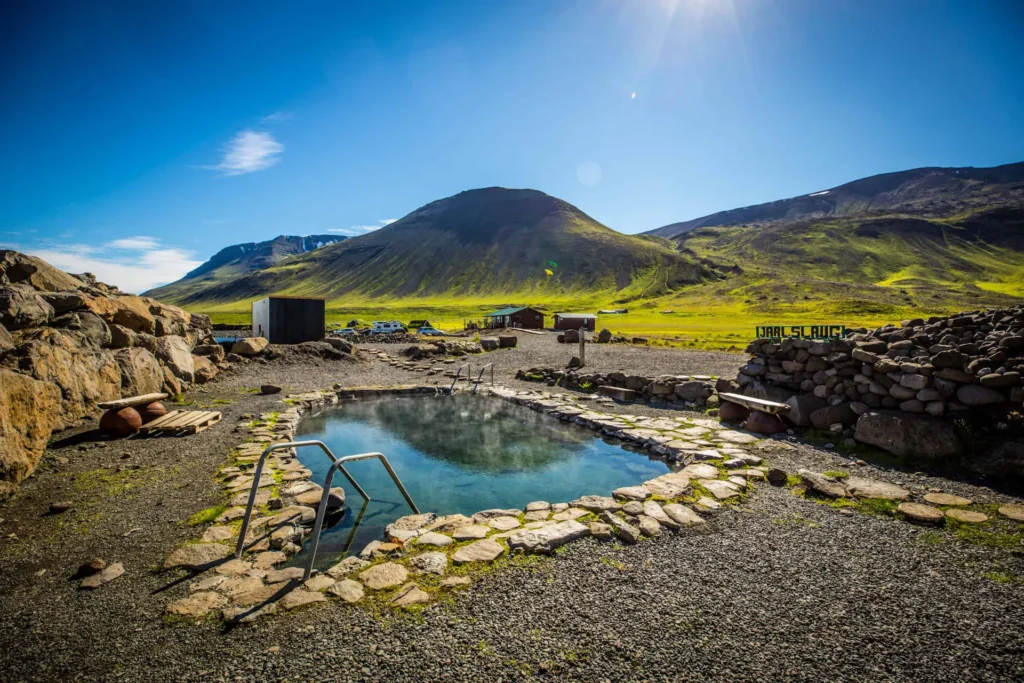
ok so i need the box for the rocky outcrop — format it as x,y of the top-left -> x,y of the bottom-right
0,369 -> 62,485
516,367 -> 717,408
0,250 -> 207,493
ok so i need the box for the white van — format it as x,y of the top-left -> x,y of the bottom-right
370,320 -> 406,334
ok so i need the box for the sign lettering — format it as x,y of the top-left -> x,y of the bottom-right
755,324 -> 846,340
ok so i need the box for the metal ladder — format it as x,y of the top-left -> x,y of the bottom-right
234,440 -> 419,581
471,363 -> 494,393
448,364 -> 468,394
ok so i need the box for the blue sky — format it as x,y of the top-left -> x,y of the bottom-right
2,0 -> 1022,292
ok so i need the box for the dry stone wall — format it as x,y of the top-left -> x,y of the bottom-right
729,306 -> 1024,465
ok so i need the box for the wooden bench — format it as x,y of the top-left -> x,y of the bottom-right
97,393 -> 169,410
139,410 -> 222,435
718,392 -> 790,415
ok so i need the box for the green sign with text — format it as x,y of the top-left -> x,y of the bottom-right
756,324 -> 846,340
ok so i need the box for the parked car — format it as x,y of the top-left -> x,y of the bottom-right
370,320 -> 407,334
418,326 -> 445,336
334,327 -> 358,335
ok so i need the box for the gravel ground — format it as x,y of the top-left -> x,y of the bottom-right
1,337 -> 1022,683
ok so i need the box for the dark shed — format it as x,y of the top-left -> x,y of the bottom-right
553,313 -> 597,331
482,306 -> 545,329
251,296 -> 326,344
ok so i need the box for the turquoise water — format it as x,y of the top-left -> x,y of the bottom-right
291,394 -> 669,567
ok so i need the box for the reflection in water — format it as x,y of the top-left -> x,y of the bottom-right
292,395 -> 670,568
297,394 -> 593,473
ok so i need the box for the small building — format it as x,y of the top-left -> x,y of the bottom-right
553,313 -> 597,331
482,306 -> 545,329
251,296 -> 326,344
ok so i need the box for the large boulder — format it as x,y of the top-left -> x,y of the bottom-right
116,348 -> 164,396
674,380 -> 713,402
192,355 -> 218,384
14,329 -> 121,425
854,410 -> 963,459
231,337 -> 269,356
322,337 -> 354,354
154,336 -> 194,384
0,250 -> 85,292
809,402 -> 857,430
956,384 -> 1006,406
0,285 -> 54,330
0,323 -> 14,355
784,394 -> 827,427
564,329 -> 580,344
50,311 -> 111,348
597,328 -> 612,343
192,344 -> 225,363
0,369 -> 62,486
108,324 -> 135,349
103,296 -> 156,335
42,291 -> 88,316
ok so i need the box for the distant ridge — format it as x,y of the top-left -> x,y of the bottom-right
647,161 -> 1024,239
146,234 -> 344,301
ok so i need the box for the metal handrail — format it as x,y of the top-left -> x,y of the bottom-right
471,363 -> 494,393
233,441 -> 419,581
449,364 -> 468,393
304,451 -> 418,580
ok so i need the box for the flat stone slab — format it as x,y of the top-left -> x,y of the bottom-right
524,510 -> 550,521
220,575 -> 264,598
215,559 -> 252,576
359,562 -> 408,590
279,588 -> 327,610
415,531 -> 454,547
451,524 -> 491,540
201,526 -> 236,543
798,470 -> 847,498
714,430 -> 760,444
998,504 -> 1024,521
410,551 -> 448,575
681,464 -> 719,479
694,496 -> 721,512
265,567 -> 304,583
386,513 -> 436,534
642,501 -> 679,530
525,501 -> 551,512
507,520 -> 589,554
252,551 -> 286,569
571,495 -> 621,512
167,591 -> 226,617
427,514 -> 474,533
164,543 -> 233,570
327,578 -> 365,603
924,493 -> 973,506
487,516 -> 521,531
472,508 -> 522,521
452,539 -> 505,564
945,509 -> 988,523
663,503 -> 706,526
326,556 -> 370,578
440,576 -> 471,588
612,486 -> 651,501
844,477 -> 910,501
80,562 -> 125,589
599,511 -> 641,544
267,506 -> 316,527
231,581 -> 290,607
392,583 -> 432,607
551,507 -> 589,522
699,479 -> 742,500
898,502 -> 944,523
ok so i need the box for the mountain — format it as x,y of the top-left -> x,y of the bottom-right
646,162 -> 1024,323
648,161 -> 1024,240
149,188 -> 713,307
146,234 -> 344,302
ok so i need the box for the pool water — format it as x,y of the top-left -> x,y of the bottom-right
291,394 -> 670,567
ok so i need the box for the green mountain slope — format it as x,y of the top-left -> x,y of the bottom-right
153,188 -> 713,308
146,234 -> 344,302
648,161 -> 1024,239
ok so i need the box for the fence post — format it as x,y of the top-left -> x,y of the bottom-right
579,326 -> 586,368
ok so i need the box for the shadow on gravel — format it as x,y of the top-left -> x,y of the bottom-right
221,582 -> 297,633
48,428 -> 123,449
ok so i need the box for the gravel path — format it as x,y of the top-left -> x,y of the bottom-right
1,341 -> 1022,682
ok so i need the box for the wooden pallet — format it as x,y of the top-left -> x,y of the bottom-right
139,410 -> 222,436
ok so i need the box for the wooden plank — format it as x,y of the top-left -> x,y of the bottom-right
140,410 -> 182,430
97,393 -> 169,410
187,412 -> 221,434
162,412 -> 203,429
719,392 -> 791,415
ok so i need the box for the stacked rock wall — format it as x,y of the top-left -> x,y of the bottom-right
516,367 -> 717,409
735,307 -> 1023,425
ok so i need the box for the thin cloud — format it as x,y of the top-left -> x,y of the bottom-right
210,130 -> 283,176
325,219 -> 396,236
25,238 -> 202,294
260,111 -> 292,123
108,236 -> 159,250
